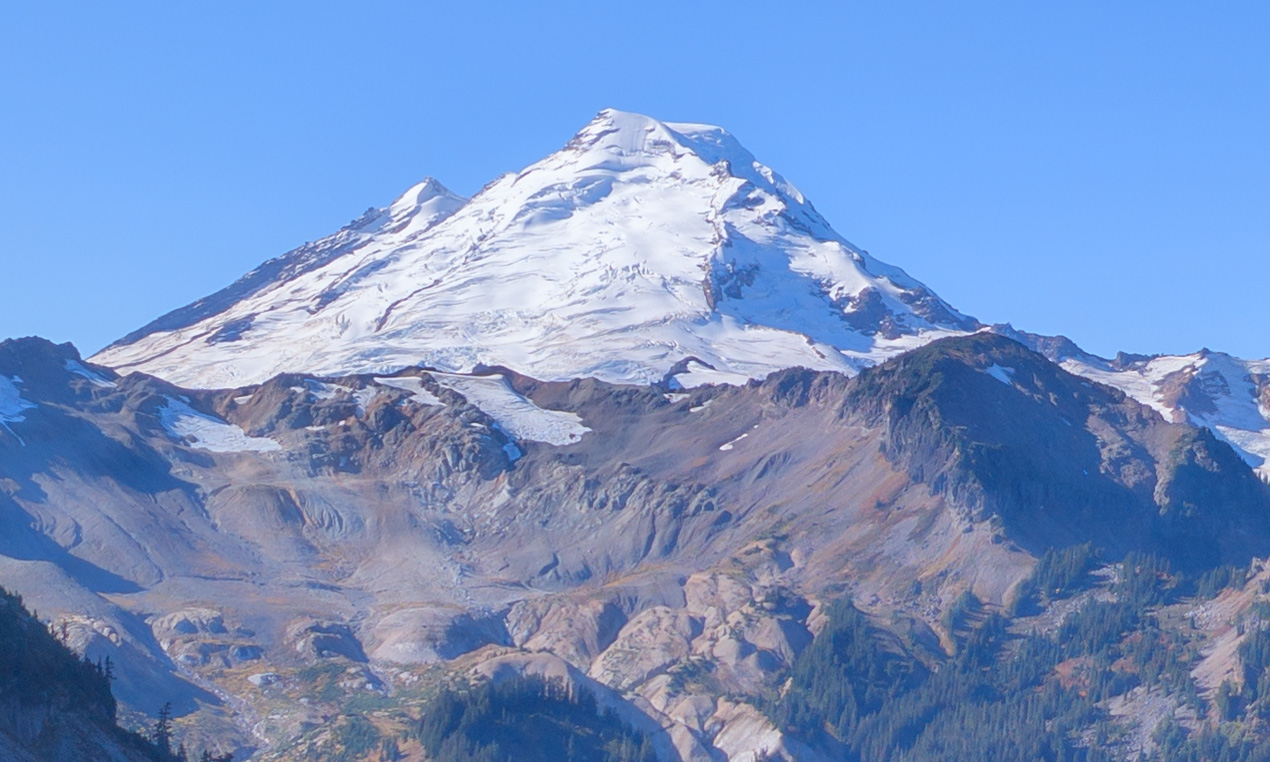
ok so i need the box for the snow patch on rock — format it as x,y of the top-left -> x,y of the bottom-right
431,373 -> 588,446
351,386 -> 378,417
374,376 -> 443,407
985,364 -> 1015,386
0,376 -> 36,423
158,397 -> 282,453
304,380 -> 345,401
65,360 -> 116,388
1062,352 -> 1270,479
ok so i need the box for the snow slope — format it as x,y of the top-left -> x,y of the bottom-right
1061,351 -> 1270,479
372,376 -> 443,407
92,109 -> 974,389
158,397 -> 282,453
428,372 -> 590,446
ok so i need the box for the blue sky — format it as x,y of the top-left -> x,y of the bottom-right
1,2 -> 1266,359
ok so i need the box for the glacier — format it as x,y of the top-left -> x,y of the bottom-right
91,109 -> 974,389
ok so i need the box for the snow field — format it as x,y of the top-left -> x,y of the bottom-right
158,397 -> 282,453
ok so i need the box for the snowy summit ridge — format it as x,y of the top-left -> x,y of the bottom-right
93,109 -> 976,389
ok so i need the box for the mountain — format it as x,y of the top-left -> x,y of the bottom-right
994,325 -> 1270,480
90,109 -> 975,390
9,109 -> 1270,761
4,334 -> 1270,760
87,109 -> 1270,481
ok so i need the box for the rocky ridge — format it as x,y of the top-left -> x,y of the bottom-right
3,333 -> 1268,759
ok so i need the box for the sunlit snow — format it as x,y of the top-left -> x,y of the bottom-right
430,373 -> 588,446
305,380 -> 346,401
985,364 -> 1016,386
158,398 -> 281,453
65,360 -> 115,388
93,109 -> 972,391
351,387 -> 378,417
0,376 -> 37,442
1064,353 -> 1270,479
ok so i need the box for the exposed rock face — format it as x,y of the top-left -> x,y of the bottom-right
285,620 -> 367,662
843,333 -> 1270,568
991,323 -> 1270,482
1,334 -> 1267,759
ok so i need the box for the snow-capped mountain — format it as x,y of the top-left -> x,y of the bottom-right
91,109 -> 975,389
1069,353 -> 1270,479
14,109 -> 1270,762
90,109 -> 1270,477
994,326 -> 1270,479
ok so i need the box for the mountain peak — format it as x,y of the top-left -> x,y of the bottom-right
566,109 -> 800,203
387,176 -> 463,212
577,108 -> 680,144
92,112 -> 976,389
383,176 -> 467,231
572,109 -> 744,157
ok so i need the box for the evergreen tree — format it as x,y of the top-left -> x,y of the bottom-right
152,702 -> 174,755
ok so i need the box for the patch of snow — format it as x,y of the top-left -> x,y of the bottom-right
985,364 -> 1015,386
430,372 -> 589,445
158,397 -> 282,453
373,376 -> 443,407
663,393 -> 690,404
1214,425 -> 1270,478
671,359 -> 758,390
306,380 -> 345,400
719,432 -> 749,451
351,386 -> 378,416
65,360 -> 115,388
1062,355 -> 1192,419
233,394 -> 254,405
0,376 -> 36,423
0,376 -> 37,444
689,399 -> 714,413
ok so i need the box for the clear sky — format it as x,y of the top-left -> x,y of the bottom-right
1,2 -> 1266,359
